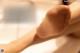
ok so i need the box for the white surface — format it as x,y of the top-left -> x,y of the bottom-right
21,39 -> 58,53
0,0 -> 61,53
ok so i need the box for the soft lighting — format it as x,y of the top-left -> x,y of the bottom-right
0,14 -> 3,29
21,39 -> 57,53
36,10 -> 46,25
0,23 -> 4,29
0,14 -> 3,20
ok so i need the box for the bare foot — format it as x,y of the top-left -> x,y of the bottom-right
37,5 -> 71,38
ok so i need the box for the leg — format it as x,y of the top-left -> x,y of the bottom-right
69,2 -> 80,38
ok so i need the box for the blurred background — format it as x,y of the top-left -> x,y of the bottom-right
0,0 -> 61,53
0,0 -> 61,44
0,0 -> 79,53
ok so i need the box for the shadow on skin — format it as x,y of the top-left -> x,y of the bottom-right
54,35 -> 80,53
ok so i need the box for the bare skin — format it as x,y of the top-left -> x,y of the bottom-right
61,0 -> 80,38
0,5 -> 71,53
37,5 -> 71,38
69,2 -> 80,38
53,35 -> 80,53
33,1 -> 80,53
0,1 -> 80,53
37,2 -> 80,38
0,28 -> 36,53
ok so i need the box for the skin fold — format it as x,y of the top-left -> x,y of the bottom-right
34,1 -> 80,53
0,0 -> 80,53
37,5 -> 71,38
37,1 -> 80,39
69,2 -> 80,38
